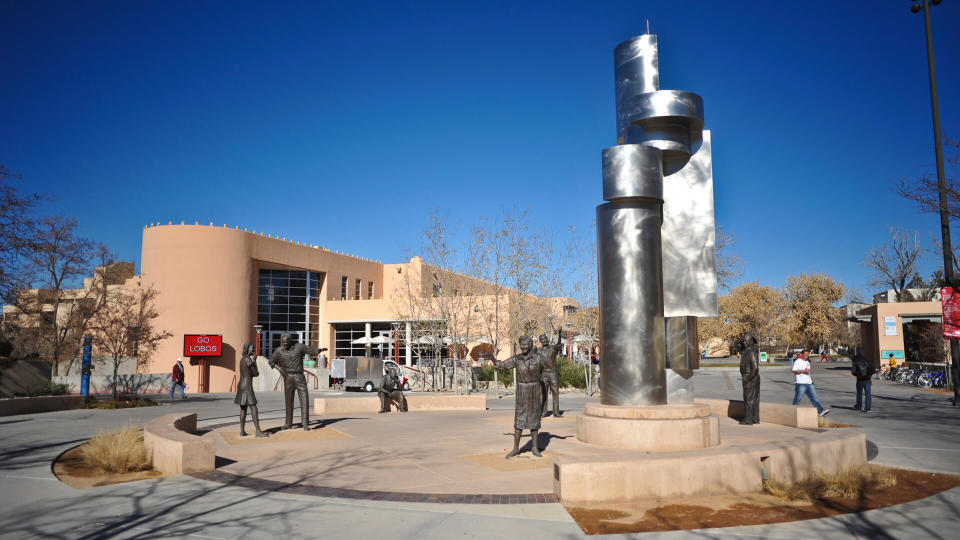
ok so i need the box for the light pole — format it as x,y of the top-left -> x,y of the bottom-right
910,0 -> 958,405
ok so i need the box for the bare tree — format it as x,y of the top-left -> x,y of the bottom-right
391,212 -> 481,394
564,223 -> 600,393
466,216 -> 510,393
863,227 -> 922,302
9,216 -> 115,375
0,164 -> 45,303
896,137 -> 960,220
715,226 -> 743,291
89,285 -> 172,399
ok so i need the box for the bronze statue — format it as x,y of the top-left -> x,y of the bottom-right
378,369 -> 408,413
269,333 -> 319,430
235,342 -> 267,437
494,335 -> 549,458
538,330 -> 563,417
737,332 -> 760,425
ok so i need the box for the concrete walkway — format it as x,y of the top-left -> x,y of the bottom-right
1,360 -> 958,539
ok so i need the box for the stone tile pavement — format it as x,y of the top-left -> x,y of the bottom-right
1,360 -> 958,539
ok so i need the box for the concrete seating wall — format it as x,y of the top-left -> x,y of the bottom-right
143,412 -> 215,475
314,394 -> 486,414
554,428 -> 866,504
696,397 -> 819,428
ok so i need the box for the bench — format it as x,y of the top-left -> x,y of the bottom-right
143,412 -> 215,475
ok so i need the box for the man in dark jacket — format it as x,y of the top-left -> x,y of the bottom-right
852,355 -> 876,412
378,369 -> 407,413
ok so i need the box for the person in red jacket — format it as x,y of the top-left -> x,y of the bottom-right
170,357 -> 187,399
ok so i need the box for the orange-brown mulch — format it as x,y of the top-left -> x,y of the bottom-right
54,446 -> 162,489
566,466 -> 960,535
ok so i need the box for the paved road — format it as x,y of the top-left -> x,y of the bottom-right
1,360 -> 959,539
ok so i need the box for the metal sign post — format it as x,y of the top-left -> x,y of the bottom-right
80,335 -> 92,397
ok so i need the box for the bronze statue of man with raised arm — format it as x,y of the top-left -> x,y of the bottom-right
538,330 -> 563,417
269,333 -> 320,430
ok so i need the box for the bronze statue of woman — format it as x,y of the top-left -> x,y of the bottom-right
236,342 -> 267,437
494,329 -> 561,458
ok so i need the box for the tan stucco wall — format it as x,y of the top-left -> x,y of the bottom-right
138,223 -> 578,392
857,301 -> 942,368
141,224 -> 384,392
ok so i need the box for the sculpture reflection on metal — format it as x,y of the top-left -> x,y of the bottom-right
598,33 -> 718,407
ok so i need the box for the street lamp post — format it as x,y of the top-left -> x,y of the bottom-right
910,0 -> 958,405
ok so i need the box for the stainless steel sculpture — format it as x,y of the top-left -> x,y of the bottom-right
598,33 -> 718,407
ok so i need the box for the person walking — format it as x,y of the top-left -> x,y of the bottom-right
792,350 -> 828,416
852,354 -> 875,413
170,357 -> 187,399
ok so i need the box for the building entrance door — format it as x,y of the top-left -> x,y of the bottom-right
263,330 -> 305,359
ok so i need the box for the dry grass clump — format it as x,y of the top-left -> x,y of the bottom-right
765,466 -> 897,501
80,425 -> 150,473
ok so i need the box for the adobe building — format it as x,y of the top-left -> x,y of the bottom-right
853,301 -> 946,368
139,223 -> 573,393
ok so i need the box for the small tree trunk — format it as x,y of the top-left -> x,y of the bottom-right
112,359 -> 119,400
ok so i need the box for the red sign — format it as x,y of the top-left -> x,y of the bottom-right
941,288 -> 960,339
183,334 -> 222,357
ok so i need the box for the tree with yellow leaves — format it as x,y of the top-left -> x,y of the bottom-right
781,273 -> 845,351
698,282 -> 782,354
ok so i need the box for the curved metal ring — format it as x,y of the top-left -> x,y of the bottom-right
601,144 -> 663,202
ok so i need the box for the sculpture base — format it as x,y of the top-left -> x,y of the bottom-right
576,403 -> 720,451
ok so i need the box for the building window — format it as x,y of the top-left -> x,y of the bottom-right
341,276 -> 347,300
257,269 -> 320,357
563,305 -> 578,316
368,281 -> 374,299
355,279 -> 361,299
433,284 -> 441,297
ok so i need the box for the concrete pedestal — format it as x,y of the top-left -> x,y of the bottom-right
577,403 -> 720,451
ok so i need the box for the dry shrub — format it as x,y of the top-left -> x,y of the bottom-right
80,425 -> 150,473
766,465 -> 897,501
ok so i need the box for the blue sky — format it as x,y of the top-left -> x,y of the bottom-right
2,1 -> 959,298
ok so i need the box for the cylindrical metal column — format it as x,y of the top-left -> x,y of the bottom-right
597,144 -> 666,406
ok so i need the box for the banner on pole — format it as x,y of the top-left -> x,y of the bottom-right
941,287 -> 960,339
